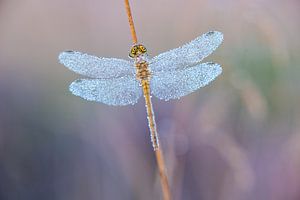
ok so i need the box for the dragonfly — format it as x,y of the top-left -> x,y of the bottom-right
59,31 -> 223,150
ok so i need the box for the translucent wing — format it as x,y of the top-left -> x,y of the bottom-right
150,31 -> 223,72
69,76 -> 142,106
150,62 -> 222,101
59,51 -> 135,78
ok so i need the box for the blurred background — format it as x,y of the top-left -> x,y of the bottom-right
0,0 -> 299,200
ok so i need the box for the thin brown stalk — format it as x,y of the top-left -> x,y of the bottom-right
155,148 -> 171,200
123,1 -> 171,199
124,0 -> 138,44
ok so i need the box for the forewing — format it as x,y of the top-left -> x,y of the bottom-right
59,51 -> 135,78
150,31 -> 223,72
151,62 -> 222,101
69,76 -> 142,106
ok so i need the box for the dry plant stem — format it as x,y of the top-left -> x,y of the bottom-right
124,0 -> 138,44
124,0 -> 171,199
142,80 -> 171,200
155,149 -> 171,200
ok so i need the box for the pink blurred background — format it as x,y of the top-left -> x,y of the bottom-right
0,0 -> 300,200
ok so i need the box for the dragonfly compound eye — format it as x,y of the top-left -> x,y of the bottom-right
129,44 -> 147,58
129,46 -> 138,58
138,45 -> 147,53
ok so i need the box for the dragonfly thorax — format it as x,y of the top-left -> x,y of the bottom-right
129,44 -> 151,81
135,59 -> 151,81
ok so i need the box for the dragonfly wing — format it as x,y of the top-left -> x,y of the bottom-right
150,31 -> 223,72
151,62 -> 222,101
69,76 -> 142,106
59,51 -> 135,78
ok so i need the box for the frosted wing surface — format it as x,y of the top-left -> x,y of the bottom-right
59,51 -> 135,78
150,31 -> 223,72
69,76 -> 142,106
151,62 -> 222,101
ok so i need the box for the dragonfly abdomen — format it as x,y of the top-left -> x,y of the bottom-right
135,60 -> 151,81
141,79 -> 159,150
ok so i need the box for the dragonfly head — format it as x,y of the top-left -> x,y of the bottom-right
129,44 -> 147,58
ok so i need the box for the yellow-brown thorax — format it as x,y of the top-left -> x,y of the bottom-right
129,44 -> 151,81
135,59 -> 151,81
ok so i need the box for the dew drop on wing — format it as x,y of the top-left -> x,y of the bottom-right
69,77 -> 142,106
150,31 -> 223,73
150,62 -> 222,101
58,51 -> 135,79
